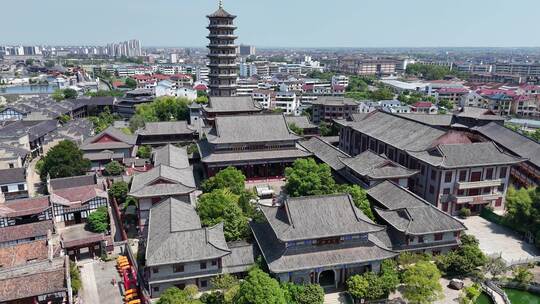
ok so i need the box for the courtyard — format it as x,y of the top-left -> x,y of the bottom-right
461,216 -> 539,264
79,259 -> 124,304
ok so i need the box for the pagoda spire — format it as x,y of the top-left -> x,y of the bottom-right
219,0 -> 223,8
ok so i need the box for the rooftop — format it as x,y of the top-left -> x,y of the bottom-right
260,193 -> 385,242
129,165 -> 196,198
205,96 -> 261,113
0,196 -> 50,218
297,137 -> 349,171
137,121 -> 195,136
0,168 -> 26,185
339,151 -> 418,180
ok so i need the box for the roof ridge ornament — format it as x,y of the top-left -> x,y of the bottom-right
219,0 -> 223,8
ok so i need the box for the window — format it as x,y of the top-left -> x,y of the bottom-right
152,267 -> 159,274
200,262 -> 207,270
434,233 -> 443,241
200,280 -> 208,288
457,189 -> 465,196
211,260 -> 218,266
418,236 -> 424,243
444,172 -> 452,183
459,170 -> 467,182
0,186 -> 7,193
8,163 -> 14,169
443,188 -> 450,195
485,168 -> 493,180
453,231 -> 461,238
173,264 -> 184,273
431,170 -> 437,181
17,184 -> 25,191
429,185 -> 434,194
497,183 -> 505,192
153,287 -> 160,292
499,167 -> 507,179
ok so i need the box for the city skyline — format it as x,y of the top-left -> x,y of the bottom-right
3,0 -> 540,48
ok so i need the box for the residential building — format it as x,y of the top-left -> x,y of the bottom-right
338,111 -> 524,215
198,114 -> 311,179
207,3 -> 238,97
460,92 -> 486,108
437,88 -> 469,107
50,184 -> 108,226
0,168 -> 28,201
0,120 -> 58,157
368,181 -> 466,254
311,97 -> 360,123
0,144 -> 29,169
331,75 -> 349,88
251,194 -> 397,287
274,91 -> 299,115
145,198 -> 254,297
411,102 -> 437,114
252,89 -> 275,109
238,44 -> 256,56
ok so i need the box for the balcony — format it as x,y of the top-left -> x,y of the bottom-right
456,179 -> 502,190
208,53 -> 237,58
451,192 -> 503,204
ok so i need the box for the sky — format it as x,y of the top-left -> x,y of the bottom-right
2,0 -> 540,48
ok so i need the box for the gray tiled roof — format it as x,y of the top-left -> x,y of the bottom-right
81,126 -> 137,148
205,96 -> 261,113
311,96 -> 359,106
339,151 -> 418,180
199,142 -> 311,164
0,120 -> 58,142
0,168 -> 26,184
409,142 -> 525,168
138,121 -> 195,136
474,122 -> 540,168
145,198 -> 230,266
251,220 -> 397,273
129,165 -> 195,198
222,241 -> 256,274
207,114 -> 300,144
83,151 -> 124,161
207,7 -> 236,18
369,181 -> 466,235
284,116 -> 317,130
397,113 -> 454,127
49,175 -> 96,191
152,144 -> 190,169
346,111 -> 447,151
455,107 -> 505,121
260,194 -> 385,242
298,137 -> 349,171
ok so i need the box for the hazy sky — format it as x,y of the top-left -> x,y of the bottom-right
3,0 -> 540,47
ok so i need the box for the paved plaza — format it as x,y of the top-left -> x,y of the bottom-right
79,259 -> 124,304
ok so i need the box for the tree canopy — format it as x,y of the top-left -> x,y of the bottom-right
235,268 -> 286,304
40,140 -> 91,181
136,145 -> 152,159
281,283 -> 324,304
125,77 -> 138,89
504,186 -> 540,247
435,234 -> 486,277
196,189 -> 249,241
133,96 -> 190,123
346,260 -> 400,301
156,286 -> 201,304
285,158 -> 336,197
108,181 -> 129,203
201,167 -> 246,195
89,107 -> 118,133
402,261 -> 443,304
87,206 -> 109,233
104,160 -> 124,176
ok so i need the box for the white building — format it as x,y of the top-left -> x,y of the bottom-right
274,91 -> 299,115
332,75 -> 349,88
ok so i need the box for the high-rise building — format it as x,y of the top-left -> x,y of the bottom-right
239,44 -> 256,56
207,1 -> 238,97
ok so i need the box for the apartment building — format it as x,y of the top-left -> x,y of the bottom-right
274,91 -> 299,114
311,96 -> 360,123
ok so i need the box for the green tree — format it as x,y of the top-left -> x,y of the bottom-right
201,167 -> 246,195
211,274 -> 239,291
137,145 -> 152,158
70,261 -> 82,295
435,234 -> 486,277
285,158 -> 336,197
288,123 -> 304,135
402,261 -> 443,304
347,274 -> 370,300
338,184 -> 374,220
89,107 -> 117,133
104,160 -> 124,176
196,189 -> 248,241
459,284 -> 481,304
157,287 -> 201,304
235,268 -> 286,304
380,259 -> 400,295
63,88 -> 78,99
129,114 -> 146,132
59,114 -> 71,124
40,140 -> 91,181
87,206 -> 109,233
125,77 -> 138,89
295,284 -> 324,304
512,265 -> 534,285
369,88 -> 394,101
52,89 -> 65,102
108,181 -> 129,203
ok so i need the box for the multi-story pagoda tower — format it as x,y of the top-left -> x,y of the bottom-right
207,0 -> 238,97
